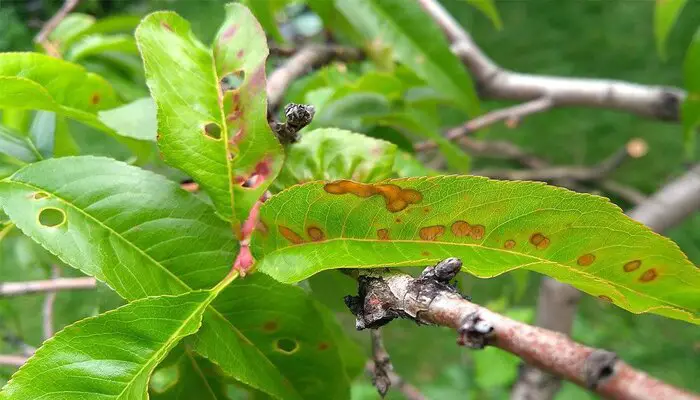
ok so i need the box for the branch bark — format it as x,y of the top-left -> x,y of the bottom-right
365,361 -> 426,400
34,0 -> 81,57
0,355 -> 29,368
41,265 -> 61,340
266,45 -> 363,112
416,0 -> 685,122
0,277 -> 96,297
345,261 -> 699,400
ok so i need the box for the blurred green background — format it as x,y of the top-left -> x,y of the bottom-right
1,0 -> 699,399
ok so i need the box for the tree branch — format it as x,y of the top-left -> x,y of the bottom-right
267,45 -> 363,112
34,0 -> 81,57
0,277 -> 96,297
42,265 -> 60,340
345,260 -> 699,400
0,355 -> 29,368
365,361 -> 426,400
416,0 -> 685,122
369,329 -> 392,397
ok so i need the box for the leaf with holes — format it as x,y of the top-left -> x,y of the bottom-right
0,291 -> 217,400
682,27 -> 700,158
337,0 -> 480,116
273,128 -> 397,191
0,156 -> 359,399
136,4 -> 283,226
251,176 -> 700,325
654,0 -> 687,60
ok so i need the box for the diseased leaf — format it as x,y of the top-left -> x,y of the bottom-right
337,0 -> 480,116
654,0 -> 687,59
682,27 -> 700,158
273,128 -> 397,191
0,156 -> 358,399
462,0 -> 502,30
251,176 -> 700,325
0,291 -> 216,400
136,5 -> 284,225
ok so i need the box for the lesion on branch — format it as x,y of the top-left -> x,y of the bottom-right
344,258 -> 699,400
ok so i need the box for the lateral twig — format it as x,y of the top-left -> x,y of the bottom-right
34,0 -> 81,57
0,277 -> 96,297
368,329 -> 392,397
365,361 -> 426,400
0,355 -> 29,368
41,265 -> 60,340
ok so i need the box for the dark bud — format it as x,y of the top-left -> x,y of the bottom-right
271,103 -> 315,145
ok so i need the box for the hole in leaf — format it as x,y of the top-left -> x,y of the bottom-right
220,70 -> 245,91
33,192 -> 49,200
203,123 -> 222,140
275,338 -> 299,354
38,207 -> 66,227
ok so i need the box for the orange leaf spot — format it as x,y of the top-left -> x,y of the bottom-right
421,251 -> 431,257
90,93 -> 100,105
323,180 -> 422,212
451,221 -> 471,237
279,226 -> 304,244
307,226 -> 325,242
470,225 -> 485,240
161,21 -> 173,31
623,260 -> 641,272
395,217 -> 402,224
262,320 -> 278,332
419,225 -> 445,241
639,268 -> 658,282
422,207 -> 430,214
318,342 -> 329,351
377,228 -> 390,240
530,233 -> 550,249
598,295 -> 612,303
577,253 -> 596,267
504,239 -> 516,249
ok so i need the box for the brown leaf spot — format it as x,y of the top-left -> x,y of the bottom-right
419,225 -> 445,241
323,180 -> 422,212
470,225 -> 485,240
530,233 -> 550,249
423,207 -> 430,214
221,24 -> 238,41
307,226 -> 325,242
577,253 -> 596,267
639,268 -> 658,282
421,251 -> 431,256
318,342 -> 329,351
90,93 -> 101,105
598,295 -> 612,303
377,228 -> 389,240
279,226 -> 304,244
32,192 -> 49,200
262,320 -> 278,332
451,221 -> 471,237
237,49 -> 245,58
504,239 -> 516,249
161,21 -> 173,31
394,217 -> 402,224
623,260 -> 641,272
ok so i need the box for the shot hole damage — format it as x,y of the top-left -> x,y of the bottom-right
38,207 -> 66,228
275,338 -> 299,354
323,180 -> 422,212
220,70 -> 245,91
504,239 -> 516,249
307,226 -> 325,242
203,122 -> 222,140
32,192 -> 49,200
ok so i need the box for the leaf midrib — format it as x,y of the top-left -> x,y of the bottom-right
261,237 -> 696,315
4,179 -> 300,399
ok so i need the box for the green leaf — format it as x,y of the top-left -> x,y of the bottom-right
306,0 -> 363,44
28,111 -> 55,159
251,176 -> 700,325
150,345 -> 230,400
392,150 -> 434,177
66,34 -> 139,62
98,97 -> 157,141
654,0 -> 687,60
337,0 -> 480,116
462,0 -> 503,30
136,5 -> 284,225
243,0 -> 288,43
49,13 -> 96,49
0,291 -> 216,400
0,156 -> 357,399
273,128 -> 396,191
313,92 -> 391,132
682,27 -> 700,158
0,52 -> 118,111
0,125 -> 40,164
